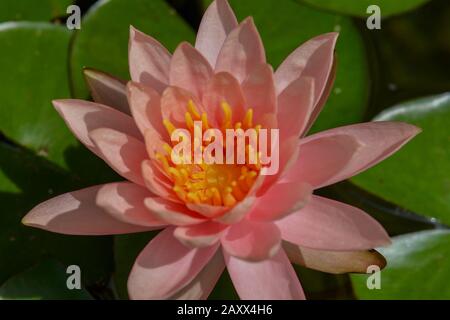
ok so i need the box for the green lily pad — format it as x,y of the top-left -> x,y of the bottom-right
351,93 -> 450,226
298,0 -> 431,18
0,259 -> 93,300
0,141 -> 113,286
351,230 -> 450,299
209,0 -> 369,134
70,0 -> 195,99
0,22 -> 77,167
0,0 -> 73,22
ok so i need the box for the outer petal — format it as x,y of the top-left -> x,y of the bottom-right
22,185 -> 152,235
83,68 -> 130,115
129,26 -> 171,94
282,122 -> 421,188
195,0 -> 238,66
225,248 -> 305,300
174,221 -> 228,248
221,219 -> 281,261
89,128 -> 147,186
215,17 -> 266,83
283,241 -> 387,274
241,64 -> 276,122
53,99 -> 142,157
248,181 -> 312,221
281,134 -> 361,189
303,57 -> 336,134
144,197 -> 206,226
169,42 -> 213,99
128,227 -> 219,299
275,33 -> 337,102
127,81 -> 167,140
96,182 -> 165,228
277,77 -> 315,140
276,195 -> 391,251
170,249 -> 225,300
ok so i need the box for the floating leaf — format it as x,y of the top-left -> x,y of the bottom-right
0,259 -> 92,300
70,0 -> 195,99
351,230 -> 450,299
298,0 -> 431,18
0,142 -> 113,286
351,93 -> 450,226
0,22 -> 76,167
0,0 -> 73,22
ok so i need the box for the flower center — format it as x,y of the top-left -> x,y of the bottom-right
156,101 -> 262,207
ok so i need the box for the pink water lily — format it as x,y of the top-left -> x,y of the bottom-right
22,0 -> 420,300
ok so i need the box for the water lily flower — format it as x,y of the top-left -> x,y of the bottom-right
22,0 -> 420,300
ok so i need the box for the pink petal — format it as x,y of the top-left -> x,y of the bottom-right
141,159 -> 180,203
215,17 -> 266,83
128,227 -> 219,299
53,99 -> 142,158
161,86 -> 203,127
303,58 -> 337,134
214,173 -> 266,224
144,197 -> 206,226
83,68 -> 130,115
22,185 -> 152,235
277,77 -> 315,140
225,247 -> 305,300
248,181 -> 312,221
174,221 -> 228,248
170,249 -> 225,300
283,241 -> 387,274
169,42 -> 213,99
275,33 -> 338,105
241,64 -> 277,122
127,81 -> 167,140
257,135 -> 300,194
129,26 -> 171,94
283,122 -> 421,188
195,0 -> 238,66
221,219 -> 281,261
96,182 -> 165,228
281,134 -> 361,189
202,72 -> 246,126
186,203 -> 227,219
276,195 -> 391,251
89,128 -> 147,186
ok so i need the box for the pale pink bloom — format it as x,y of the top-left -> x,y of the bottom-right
23,0 -> 420,300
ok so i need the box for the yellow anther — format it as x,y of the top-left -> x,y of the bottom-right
173,186 -> 187,201
188,100 -> 201,119
211,187 -> 222,206
244,108 -> 253,128
185,112 -> 194,130
223,192 -> 237,207
163,119 -> 176,136
201,112 -> 210,129
162,143 -> 172,156
169,168 -> 186,185
156,153 -> 171,175
234,122 -> 242,130
221,101 -> 232,129
187,192 -> 201,204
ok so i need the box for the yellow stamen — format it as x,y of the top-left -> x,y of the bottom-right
188,100 -> 201,119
